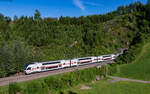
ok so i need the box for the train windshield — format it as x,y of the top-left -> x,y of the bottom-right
24,64 -> 29,70
27,67 -> 31,70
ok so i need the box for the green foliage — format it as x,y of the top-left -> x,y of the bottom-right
115,31 -> 149,65
146,0 -> 150,20
44,67 -> 103,91
117,2 -> 145,15
24,81 -> 49,94
107,64 -> 118,75
34,9 -> 41,21
8,82 -> 21,94
0,67 -> 105,94
0,40 -> 44,77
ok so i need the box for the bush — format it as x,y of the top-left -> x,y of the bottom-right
115,33 -> 147,65
24,81 -> 49,94
0,40 -> 44,77
6,67 -> 106,94
108,64 -> 118,75
44,67 -> 104,91
8,82 -> 21,94
44,76 -> 63,91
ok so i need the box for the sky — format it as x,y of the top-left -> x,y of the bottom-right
0,0 -> 147,19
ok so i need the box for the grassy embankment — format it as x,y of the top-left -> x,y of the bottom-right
60,79 -> 150,94
0,67 -> 105,94
1,78 -> 149,94
115,43 -> 150,81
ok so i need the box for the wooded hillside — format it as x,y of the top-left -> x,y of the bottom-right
0,1 -> 149,77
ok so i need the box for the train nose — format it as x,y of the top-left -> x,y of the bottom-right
24,70 -> 28,75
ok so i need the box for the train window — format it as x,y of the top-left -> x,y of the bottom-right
42,61 -> 61,65
79,58 -> 91,61
46,66 -> 58,69
27,67 -> 31,70
103,55 -> 111,58
52,62 -> 60,64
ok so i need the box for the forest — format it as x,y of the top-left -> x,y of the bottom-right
0,1 -> 150,77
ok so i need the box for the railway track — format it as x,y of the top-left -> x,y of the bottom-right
0,61 -> 113,86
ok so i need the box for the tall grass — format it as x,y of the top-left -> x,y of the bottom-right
24,81 -> 49,94
8,83 -> 21,94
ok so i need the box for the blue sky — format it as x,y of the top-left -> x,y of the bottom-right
0,0 -> 147,19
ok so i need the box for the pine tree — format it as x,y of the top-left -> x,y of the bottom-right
34,9 -> 41,21
146,0 -> 150,20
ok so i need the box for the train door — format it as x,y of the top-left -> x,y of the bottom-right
62,60 -> 70,68
92,57 -> 97,63
71,59 -> 78,67
34,63 -> 41,72
97,56 -> 103,62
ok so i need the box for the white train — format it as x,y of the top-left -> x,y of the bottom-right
24,54 -> 116,74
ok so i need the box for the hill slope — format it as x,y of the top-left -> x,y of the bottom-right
60,79 -> 150,94
115,43 -> 150,81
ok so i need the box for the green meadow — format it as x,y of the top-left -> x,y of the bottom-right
115,43 -> 150,81
61,79 -> 150,94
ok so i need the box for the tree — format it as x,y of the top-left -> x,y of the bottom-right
146,0 -> 150,20
117,6 -> 125,15
13,16 -> 18,22
34,9 -> 41,21
0,13 -> 4,20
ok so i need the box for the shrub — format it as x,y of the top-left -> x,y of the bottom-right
24,81 -> 49,94
108,64 -> 118,75
8,82 -> 21,94
44,67 -> 104,91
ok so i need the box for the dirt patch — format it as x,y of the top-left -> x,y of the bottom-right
80,85 -> 91,90
108,76 -> 150,84
16,92 -> 23,94
91,75 -> 105,84
96,75 -> 104,81
108,78 -> 121,83
14,72 -> 24,76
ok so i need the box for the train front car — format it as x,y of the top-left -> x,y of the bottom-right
24,63 -> 42,74
24,60 -> 65,74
